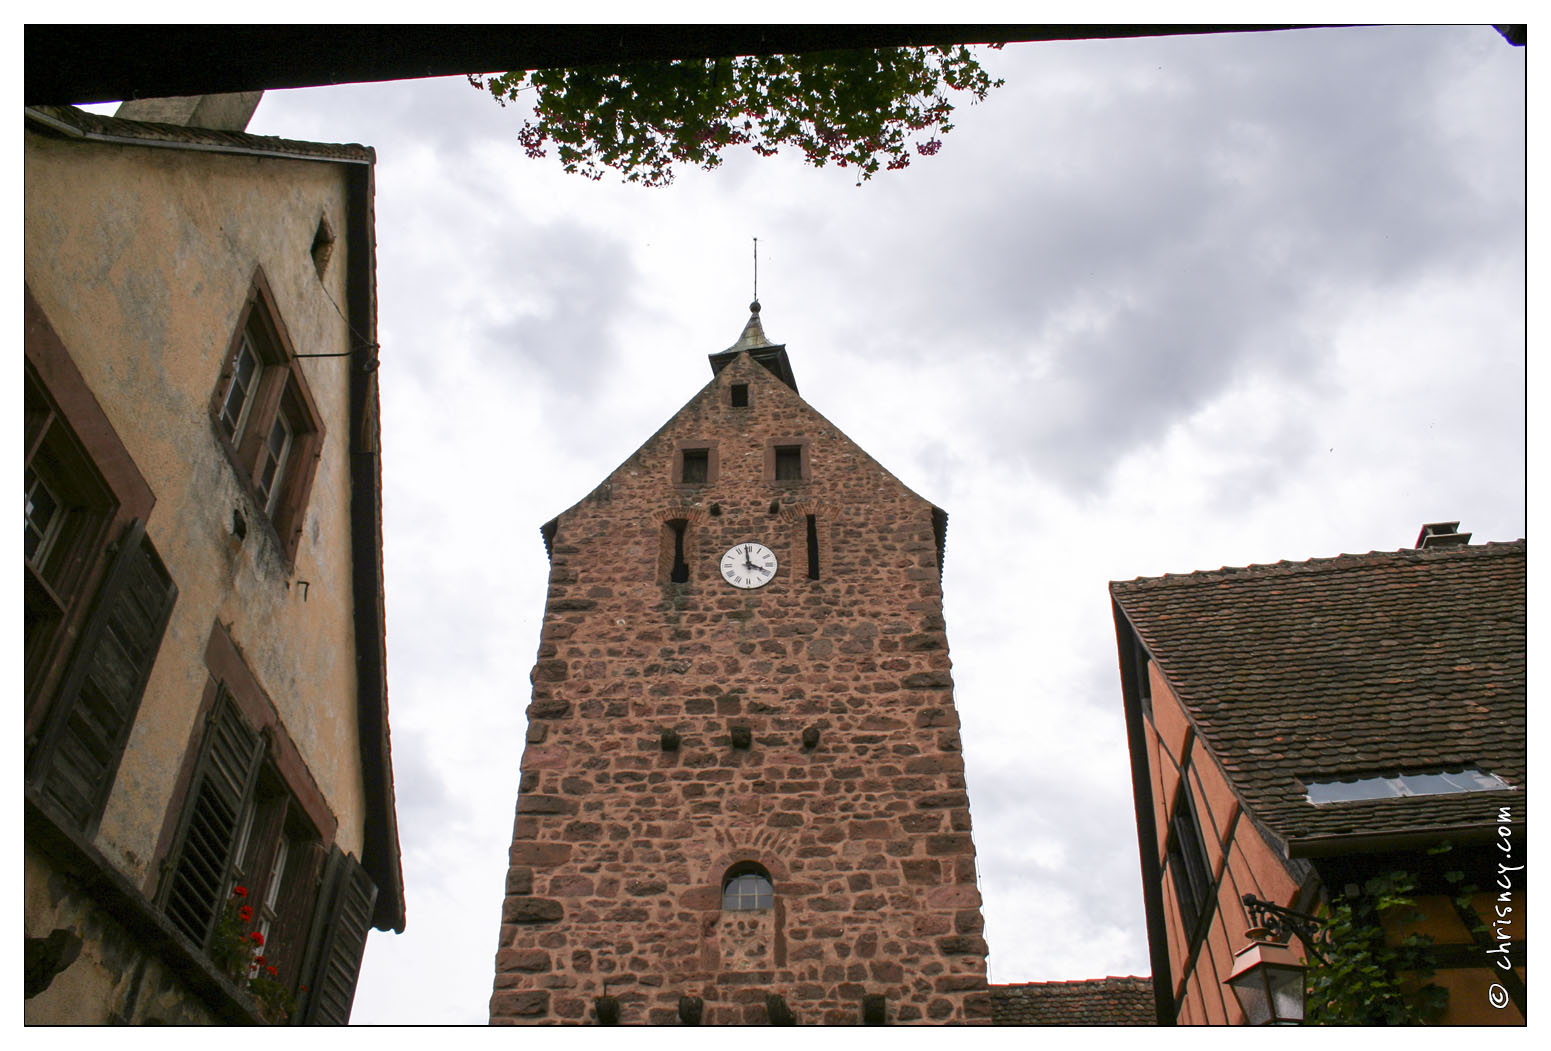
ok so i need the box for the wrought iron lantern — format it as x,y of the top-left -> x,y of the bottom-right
1225,938 -> 1307,1025
1224,894 -> 1329,1025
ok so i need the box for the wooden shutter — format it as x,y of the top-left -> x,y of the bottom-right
263,837 -> 323,992
159,693 -> 265,948
29,518 -> 176,835
296,847 -> 378,1025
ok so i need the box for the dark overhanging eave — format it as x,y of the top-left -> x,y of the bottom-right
931,507 -> 948,580
1286,818 -> 1525,860
25,26 -> 1337,106
342,157 -> 405,934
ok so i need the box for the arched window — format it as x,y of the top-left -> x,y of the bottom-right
721,862 -> 773,911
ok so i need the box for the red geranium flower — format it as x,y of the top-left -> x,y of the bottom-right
238,906 -> 254,922
254,955 -> 267,966
232,885 -> 248,898
247,931 -> 265,946
266,966 -> 279,978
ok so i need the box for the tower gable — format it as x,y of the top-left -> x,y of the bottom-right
550,350 -> 944,571
494,325 -> 986,1026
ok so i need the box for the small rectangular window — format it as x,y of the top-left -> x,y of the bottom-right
681,449 -> 709,484
730,384 -> 749,408
1306,768 -> 1512,805
806,514 -> 819,579
1166,780 -> 1213,943
668,519 -> 690,583
775,445 -> 803,482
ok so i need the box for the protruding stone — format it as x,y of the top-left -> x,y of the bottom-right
503,897 -> 564,924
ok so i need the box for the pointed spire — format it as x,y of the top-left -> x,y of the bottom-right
708,299 -> 798,393
725,300 -> 777,353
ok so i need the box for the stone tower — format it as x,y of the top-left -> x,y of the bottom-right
489,305 -> 989,1025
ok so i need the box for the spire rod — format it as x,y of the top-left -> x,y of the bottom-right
753,236 -> 759,303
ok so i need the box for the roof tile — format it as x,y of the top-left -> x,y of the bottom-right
1111,541 -> 1526,845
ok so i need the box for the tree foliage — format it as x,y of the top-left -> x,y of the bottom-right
469,45 -> 1002,186
1303,870 -> 1449,1025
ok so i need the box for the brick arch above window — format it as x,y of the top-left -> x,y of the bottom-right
702,849 -> 792,888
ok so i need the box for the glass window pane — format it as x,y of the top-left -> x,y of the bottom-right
1308,768 -> 1509,804
722,872 -> 773,911
219,337 -> 258,438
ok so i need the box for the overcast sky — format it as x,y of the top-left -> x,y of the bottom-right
229,24 -> 1525,1025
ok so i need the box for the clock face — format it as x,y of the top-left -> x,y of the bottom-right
720,542 -> 778,589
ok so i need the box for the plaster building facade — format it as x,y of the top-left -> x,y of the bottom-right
1110,527 -> 1526,1024
490,306 -> 989,1025
24,100 -> 402,1024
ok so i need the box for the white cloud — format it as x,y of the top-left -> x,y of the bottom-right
248,26 -> 1524,1022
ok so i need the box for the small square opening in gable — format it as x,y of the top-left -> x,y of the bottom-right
681,448 -> 709,484
731,384 -> 749,408
311,216 -> 335,279
774,445 -> 803,482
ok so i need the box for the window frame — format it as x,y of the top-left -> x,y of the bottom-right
25,295 -> 157,721
765,438 -> 810,484
1304,767 -> 1513,805
672,441 -> 718,487
721,861 -> 774,912
1164,779 -> 1213,947
153,622 -> 366,1016
208,269 -> 325,563
664,517 -> 691,583
25,291 -> 170,839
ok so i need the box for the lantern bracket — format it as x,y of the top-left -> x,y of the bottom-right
1242,894 -> 1329,963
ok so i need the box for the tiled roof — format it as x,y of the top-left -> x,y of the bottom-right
25,105 -> 374,165
1111,541 -> 1526,849
990,977 -> 1155,1025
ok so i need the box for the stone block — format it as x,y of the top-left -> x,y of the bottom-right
517,794 -> 577,815
935,934 -> 988,956
531,659 -> 569,682
509,841 -> 572,868
503,897 -> 564,924
561,820 -> 603,841
491,990 -> 550,1018
526,698 -> 572,719
496,948 -> 552,973
504,866 -> 533,895
925,833 -> 974,856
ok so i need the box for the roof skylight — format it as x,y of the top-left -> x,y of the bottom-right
1305,768 -> 1512,805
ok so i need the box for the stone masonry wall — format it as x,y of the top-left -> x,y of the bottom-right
490,351 -> 989,1025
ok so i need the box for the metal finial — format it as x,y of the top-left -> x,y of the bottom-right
753,237 -> 759,303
